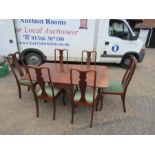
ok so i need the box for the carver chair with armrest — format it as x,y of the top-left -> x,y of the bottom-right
27,66 -> 65,119
99,56 -> 137,112
70,69 -> 99,128
6,52 -> 37,99
81,50 -> 97,65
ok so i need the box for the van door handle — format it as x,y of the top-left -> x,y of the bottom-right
105,41 -> 109,45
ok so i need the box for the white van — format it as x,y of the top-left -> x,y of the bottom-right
0,19 -> 145,68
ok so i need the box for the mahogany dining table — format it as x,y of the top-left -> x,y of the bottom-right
21,63 -> 109,89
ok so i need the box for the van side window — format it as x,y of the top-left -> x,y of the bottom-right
109,19 -> 131,40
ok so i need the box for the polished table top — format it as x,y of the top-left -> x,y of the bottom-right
21,63 -> 109,88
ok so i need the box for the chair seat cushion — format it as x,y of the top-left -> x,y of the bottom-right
74,89 -> 97,104
103,81 -> 124,93
19,79 -> 37,85
37,86 -> 61,97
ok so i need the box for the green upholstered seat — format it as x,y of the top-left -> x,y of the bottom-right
19,79 -> 37,85
37,86 -> 61,97
74,90 -> 97,104
103,81 -> 124,93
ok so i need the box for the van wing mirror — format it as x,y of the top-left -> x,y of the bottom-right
131,32 -> 139,40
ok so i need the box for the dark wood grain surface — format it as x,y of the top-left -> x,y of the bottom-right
21,63 -> 108,88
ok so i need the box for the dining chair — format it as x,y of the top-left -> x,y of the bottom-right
54,49 -> 69,104
27,66 -> 65,119
6,52 -> 37,99
81,50 -> 97,65
70,68 -> 99,128
98,56 -> 137,112
54,49 -> 68,64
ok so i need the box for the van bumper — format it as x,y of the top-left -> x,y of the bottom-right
138,49 -> 145,63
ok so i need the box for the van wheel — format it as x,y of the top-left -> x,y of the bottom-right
25,52 -> 43,66
120,55 -> 133,69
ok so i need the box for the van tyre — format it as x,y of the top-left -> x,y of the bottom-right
25,52 -> 43,66
120,55 -> 133,69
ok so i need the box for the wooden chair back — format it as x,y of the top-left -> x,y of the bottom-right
81,50 -> 97,65
6,52 -> 25,81
70,68 -> 97,106
54,49 -> 68,64
121,56 -> 137,92
27,66 -> 55,100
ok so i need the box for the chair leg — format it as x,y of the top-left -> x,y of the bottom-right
75,85 -> 78,91
71,103 -> 74,124
100,94 -> 104,110
121,94 -> 126,112
90,106 -> 95,128
35,100 -> 39,117
27,86 -> 30,91
53,100 -> 56,120
62,89 -> 66,105
48,82 -> 50,86
96,88 -> 102,111
30,88 -> 39,117
96,95 -> 99,111
96,94 -> 103,111
17,84 -> 21,99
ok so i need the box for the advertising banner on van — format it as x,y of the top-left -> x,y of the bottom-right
15,19 -> 96,61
